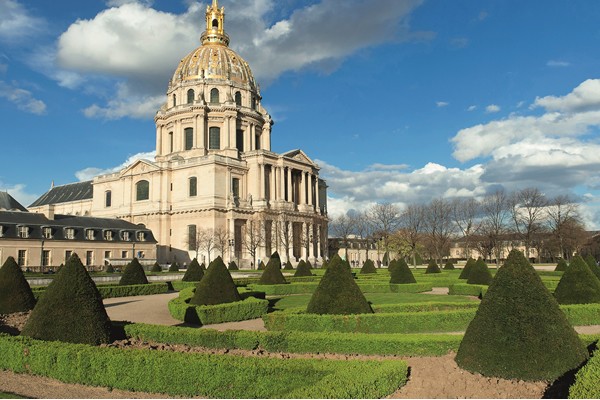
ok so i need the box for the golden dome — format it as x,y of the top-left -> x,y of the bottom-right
170,0 -> 257,89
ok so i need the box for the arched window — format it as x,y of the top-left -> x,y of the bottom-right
189,177 -> 197,197
187,89 -> 194,104
172,94 -> 176,107
209,127 -> 220,150
136,180 -> 150,201
210,88 -> 220,104
235,91 -> 242,106
255,133 -> 261,150
251,96 -> 256,110
105,190 -> 112,207
212,19 -> 219,29
184,127 -> 193,150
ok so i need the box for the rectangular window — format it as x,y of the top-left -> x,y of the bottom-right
188,225 -> 197,251
255,134 -> 261,150
122,231 -> 130,241
17,250 -> 26,266
105,191 -> 112,207
86,251 -> 93,266
42,250 -> 50,267
65,250 -> 72,262
137,231 -> 145,241
18,226 -> 28,238
189,177 -> 197,197
169,132 -> 173,152
137,250 -> 145,259
232,178 -> 240,198
122,250 -> 128,259
209,127 -> 220,150
65,228 -> 75,240
43,227 -> 52,239
86,229 -> 95,240
104,230 -> 113,241
104,250 -> 111,259
236,129 -> 244,152
184,127 -> 193,150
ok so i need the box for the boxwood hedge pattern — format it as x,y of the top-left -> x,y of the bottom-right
32,282 -> 170,300
0,334 -> 408,399
570,349 -> 600,398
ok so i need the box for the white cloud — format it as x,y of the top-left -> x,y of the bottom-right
467,105 -> 477,111
485,104 -> 500,113
83,82 -> 162,119
546,60 -> 570,67
106,0 -> 154,6
533,79 -> 600,113
436,101 -> 449,107
0,0 -> 45,43
0,80 -> 46,115
52,0 -> 425,120
0,181 -> 39,208
75,151 -> 156,181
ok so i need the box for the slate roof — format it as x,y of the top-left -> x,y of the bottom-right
29,181 -> 93,208
0,192 -> 27,212
0,211 -> 157,243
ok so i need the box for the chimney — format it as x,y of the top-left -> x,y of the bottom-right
42,204 -> 55,220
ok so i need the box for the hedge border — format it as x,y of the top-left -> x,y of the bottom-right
168,287 -> 268,325
32,282 -> 170,300
0,334 -> 408,399
570,348 -> 600,398
447,283 -> 487,297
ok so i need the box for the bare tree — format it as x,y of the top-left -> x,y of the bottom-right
546,194 -> 582,260
509,187 -> 548,260
196,227 -> 216,264
243,218 -> 265,269
369,203 -> 401,260
352,210 -> 375,261
400,203 -> 426,267
213,227 -> 229,260
276,213 -> 294,263
451,197 -> 480,259
479,189 -> 510,267
329,213 -> 355,260
423,198 -> 455,265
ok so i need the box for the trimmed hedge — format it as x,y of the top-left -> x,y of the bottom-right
425,260 -> 441,274
190,256 -> 241,305
169,287 -> 268,325
182,258 -> 204,281
554,255 -> 600,304
448,283 -> 488,297
389,259 -> 417,284
294,260 -> 313,277
466,258 -> 492,285
33,283 -> 170,300
0,256 -> 36,313
360,259 -> 377,274
125,323 -> 463,357
570,349 -> 600,398
260,252 -> 287,284
444,260 -> 455,270
0,334 -> 408,399
459,258 -> 476,279
250,283 -> 318,296
373,302 -> 480,313
555,259 -> 568,272
168,262 -> 179,272
119,258 -> 148,286
150,262 -> 162,272
357,282 -> 433,293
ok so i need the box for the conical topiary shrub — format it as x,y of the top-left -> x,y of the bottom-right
105,263 -> 114,273
284,260 -> 294,270
360,259 -> 377,274
294,260 -> 313,277
425,259 -> 441,274
119,258 -> 148,285
168,261 -> 179,272
554,258 -> 568,272
306,260 -> 313,270
467,258 -> 493,285
390,258 -> 417,284
190,256 -> 241,306
554,255 -> 600,304
322,259 -> 329,269
182,258 -> 204,281
585,255 -> 600,280
0,256 -> 36,314
257,261 -> 266,270
459,257 -> 476,279
259,252 -> 287,285
455,249 -> 588,381
150,262 -> 162,273
444,260 -> 455,270
228,260 -> 239,271
307,254 -> 373,315
21,253 -> 111,345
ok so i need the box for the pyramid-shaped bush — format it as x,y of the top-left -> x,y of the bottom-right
585,254 -> 600,280
105,263 -> 114,273
119,258 -> 148,285
306,260 -> 313,270
168,261 -> 179,272
228,260 -> 239,271
182,258 -> 204,281
150,262 -> 162,272
21,253 -> 111,345
284,260 -> 294,270
425,259 -> 441,274
455,249 -> 588,381
294,260 -> 313,277
444,260 -> 455,270
390,258 -> 417,284
554,255 -> 600,304
306,254 -> 373,315
360,259 -> 377,274
459,257 -> 476,279
259,252 -> 287,284
190,256 -> 241,306
257,261 -> 265,270
322,259 -> 329,269
554,258 -> 568,272
467,258 -> 493,285
0,256 -> 36,313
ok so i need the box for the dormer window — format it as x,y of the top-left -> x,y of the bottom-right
86,229 -> 95,240
137,231 -> 146,242
18,225 -> 29,239
104,230 -> 113,241
43,227 -> 53,239
65,228 -> 75,240
122,231 -> 131,241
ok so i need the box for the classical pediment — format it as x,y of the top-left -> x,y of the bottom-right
282,149 -> 315,166
119,159 -> 160,177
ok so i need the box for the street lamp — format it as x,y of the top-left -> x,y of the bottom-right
228,239 -> 235,264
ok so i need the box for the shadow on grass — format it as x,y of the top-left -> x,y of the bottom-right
543,340 -> 598,399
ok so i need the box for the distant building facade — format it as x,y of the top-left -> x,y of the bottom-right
29,1 -> 328,267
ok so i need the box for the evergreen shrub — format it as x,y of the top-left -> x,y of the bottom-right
0,256 -> 36,313
294,260 -> 313,277
182,258 -> 204,281
168,262 -> 179,272
425,260 -> 441,274
466,258 -> 493,285
458,257 -> 476,279
389,259 -> 417,284
190,256 -> 241,305
119,258 -> 149,285
360,259 -> 377,274
455,249 -> 588,381
306,260 -> 313,270
444,260 -> 455,270
259,252 -> 287,285
554,255 -> 600,304
554,258 -> 568,272
284,260 -> 294,270
228,260 -> 239,271
306,254 -> 373,315
105,264 -> 114,273
21,253 -> 111,345
258,261 -> 266,270
150,262 -> 162,273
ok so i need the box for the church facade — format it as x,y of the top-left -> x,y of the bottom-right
29,0 -> 328,267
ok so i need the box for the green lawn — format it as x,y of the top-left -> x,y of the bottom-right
0,393 -> 26,399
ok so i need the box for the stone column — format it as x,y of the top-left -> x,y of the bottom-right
315,178 -> 320,213
259,163 -> 265,200
198,112 -> 206,150
287,168 -> 292,202
156,125 -> 162,156
299,171 -> 306,204
279,167 -> 285,200
301,222 -> 307,260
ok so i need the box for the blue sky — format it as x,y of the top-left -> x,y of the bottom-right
2,0 -> 600,227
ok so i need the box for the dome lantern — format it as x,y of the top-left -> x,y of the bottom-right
201,0 -> 229,47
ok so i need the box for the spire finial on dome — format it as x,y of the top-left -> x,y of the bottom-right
201,0 -> 229,46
